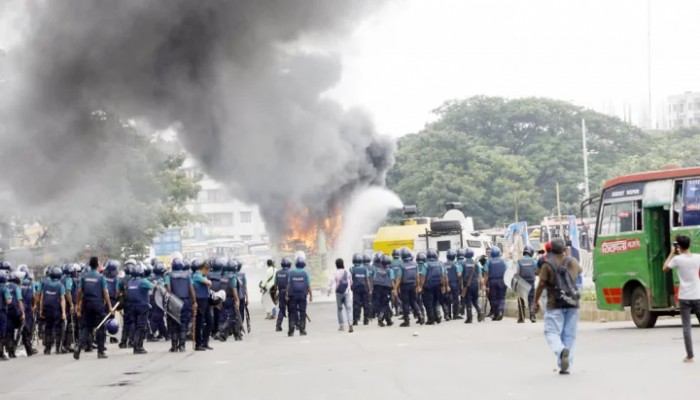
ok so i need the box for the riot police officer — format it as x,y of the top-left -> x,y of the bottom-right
17,265 -> 38,356
274,258 -> 292,332
117,260 -> 135,349
5,270 -> 26,358
461,249 -> 484,323
373,255 -> 396,327
148,262 -> 169,340
234,260 -> 248,333
394,247 -> 424,327
444,249 -> 462,320
103,260 -> 120,344
484,247 -> 507,321
165,258 -> 196,352
390,249 -> 402,315
418,250 -> 446,325
74,256 -> 113,360
126,263 -> 154,354
517,245 -> 538,323
192,260 -> 213,351
39,266 -> 67,355
217,259 -> 241,341
286,257 -> 312,336
351,254 -> 372,326
208,257 -> 225,337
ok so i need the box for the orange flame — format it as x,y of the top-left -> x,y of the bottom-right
281,207 -> 342,253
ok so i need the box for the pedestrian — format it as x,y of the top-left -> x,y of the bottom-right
460,249 -> 484,323
74,256 -> 113,360
39,266 -> 66,356
662,234 -> 700,363
165,258 -> 196,352
483,247 -> 507,321
327,258 -> 354,332
394,247 -> 424,327
126,263 -> 155,354
274,258 -> 291,333
192,260 -> 213,351
286,257 -> 312,337
373,255 -> 396,327
516,245 -> 538,323
260,259 -> 277,320
350,254 -> 372,326
534,237 -> 582,374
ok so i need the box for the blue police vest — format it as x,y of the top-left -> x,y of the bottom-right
289,270 -> 309,298
462,259 -> 478,288
8,282 -> 20,312
444,261 -> 459,286
351,266 -> 368,291
425,261 -> 443,288
275,269 -> 289,290
373,267 -> 392,288
21,280 -> 34,308
0,285 -> 6,312
82,273 -> 104,306
105,277 -> 118,299
169,271 -> 191,300
193,275 -> 209,300
401,261 -> 418,285
42,282 -> 62,312
488,259 -> 506,280
209,272 -> 222,292
127,278 -> 149,306
236,272 -> 247,300
518,258 -> 536,281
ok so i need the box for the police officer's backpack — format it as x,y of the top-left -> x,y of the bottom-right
336,271 -> 349,294
550,257 -> 580,308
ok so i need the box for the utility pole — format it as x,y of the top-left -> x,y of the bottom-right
514,193 -> 519,222
582,118 -> 591,218
647,0 -> 653,129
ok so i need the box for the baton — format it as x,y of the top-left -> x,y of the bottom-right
93,301 -> 119,335
306,313 -> 311,323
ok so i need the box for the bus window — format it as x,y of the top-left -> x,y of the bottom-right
682,178 -> 700,227
673,180 -> 683,227
599,200 -> 642,236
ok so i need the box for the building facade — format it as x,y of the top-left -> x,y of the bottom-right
667,92 -> 700,129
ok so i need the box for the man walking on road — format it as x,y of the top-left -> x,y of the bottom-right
534,237 -> 582,375
260,259 -> 277,320
663,234 -> 700,363
327,258 -> 353,333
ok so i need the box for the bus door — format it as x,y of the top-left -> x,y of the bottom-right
644,207 -> 673,308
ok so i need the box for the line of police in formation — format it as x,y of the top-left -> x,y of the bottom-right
320,245 -> 540,328
0,255 -> 257,361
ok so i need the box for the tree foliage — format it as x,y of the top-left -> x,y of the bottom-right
387,96 -> 665,228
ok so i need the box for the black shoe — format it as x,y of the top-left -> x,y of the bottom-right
169,347 -> 178,353
275,326 -> 282,332
110,337 -> 119,344
204,345 -> 213,350
73,347 -> 81,360
178,345 -> 186,352
436,317 -> 442,324
134,348 -> 147,355
399,321 -> 410,327
194,346 -> 206,351
387,320 -> 394,327
477,313 -> 485,322
352,321 -> 358,326
560,348 -> 570,372
44,347 -> 51,355
426,321 -> 435,325
465,318 -> 473,324
118,343 -> 127,349
28,348 -> 38,356
98,352 -> 108,359
417,318 -> 425,325
378,320 -> 385,327
559,370 -> 570,375
530,316 -> 537,323
363,320 -> 369,326
0,354 -> 8,361
517,319 -> 525,323
147,337 -> 159,342
453,315 -> 463,320
300,330 -> 307,336
288,331 -> 294,337
349,325 -> 354,333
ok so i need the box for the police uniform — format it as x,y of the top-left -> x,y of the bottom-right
274,264 -> 291,332
461,257 -> 483,323
287,265 -> 311,336
40,278 -> 66,355
147,273 -> 169,341
0,275 -> 12,360
517,256 -> 537,322
118,270 -> 134,348
208,261 -> 223,337
192,270 -> 212,350
372,262 -> 395,327
20,277 -> 38,356
5,279 -> 24,358
234,269 -> 248,332
127,273 -> 154,354
390,257 -> 403,314
350,263 -> 371,325
165,263 -> 194,352
217,265 -> 241,341
444,259 -> 462,320
485,256 -> 507,321
74,268 -> 110,359
61,272 -> 77,352
420,259 -> 445,325
396,259 -> 423,327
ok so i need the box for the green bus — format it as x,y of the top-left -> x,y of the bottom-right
584,167 -> 700,328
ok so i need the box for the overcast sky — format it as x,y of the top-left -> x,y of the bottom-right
3,0 -> 699,137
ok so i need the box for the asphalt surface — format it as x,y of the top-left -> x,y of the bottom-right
1,299 -> 698,400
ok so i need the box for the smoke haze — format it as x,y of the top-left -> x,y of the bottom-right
0,1 -> 395,247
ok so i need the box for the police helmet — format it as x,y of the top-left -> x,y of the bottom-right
456,249 -> 466,259
124,259 -> 137,267
150,257 -> 158,267
191,258 -> 203,271
391,249 -> 400,259
465,249 -> 475,259
446,249 -> 457,261
171,258 -> 184,271
61,264 -> 70,275
183,259 -> 192,272
399,247 -> 413,261
131,264 -> 145,277
70,263 -> 81,277
50,266 -> 63,280
15,269 -> 27,281
105,318 -> 120,335
416,252 -> 427,263
523,245 -> 535,257
490,247 -> 502,258
44,265 -> 51,276
372,251 -> 384,265
227,259 -> 239,273
295,257 -> 306,269
143,263 -> 152,278
280,258 -> 292,269
426,249 -> 438,261
105,260 -> 120,278
154,262 -> 166,276
0,261 -> 12,271
209,290 -> 226,307
351,253 -> 363,265
9,271 -> 20,283
213,257 -> 226,272
380,254 -> 392,267
17,264 -> 29,276
361,254 -> 371,266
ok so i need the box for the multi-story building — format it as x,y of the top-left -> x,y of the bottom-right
181,159 -> 268,245
667,92 -> 700,129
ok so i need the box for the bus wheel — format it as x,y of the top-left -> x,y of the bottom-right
631,287 -> 657,328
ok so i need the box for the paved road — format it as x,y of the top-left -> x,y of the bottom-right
1,300 -> 698,400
